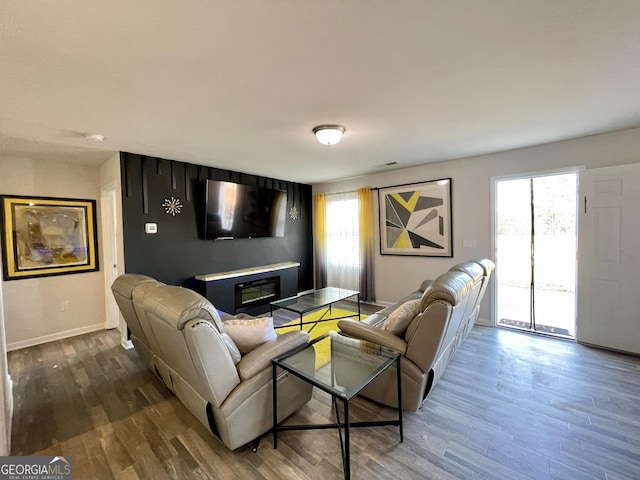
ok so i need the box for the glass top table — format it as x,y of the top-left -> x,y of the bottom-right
272,331 -> 403,479
270,287 -> 360,331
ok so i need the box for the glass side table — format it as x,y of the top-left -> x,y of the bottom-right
272,331 -> 403,480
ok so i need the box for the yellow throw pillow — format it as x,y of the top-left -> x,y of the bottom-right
223,317 -> 277,354
382,299 -> 420,336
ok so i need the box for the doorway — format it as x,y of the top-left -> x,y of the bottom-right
494,171 -> 578,338
100,183 -> 120,330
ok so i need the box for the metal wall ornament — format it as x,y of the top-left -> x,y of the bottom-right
162,196 -> 183,216
379,178 -> 453,257
288,184 -> 300,220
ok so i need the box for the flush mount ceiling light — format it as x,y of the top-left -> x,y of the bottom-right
84,133 -> 105,142
312,125 -> 345,145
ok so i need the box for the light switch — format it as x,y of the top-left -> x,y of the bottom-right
145,223 -> 158,234
463,239 -> 477,248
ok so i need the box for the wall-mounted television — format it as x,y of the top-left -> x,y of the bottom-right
204,179 -> 287,240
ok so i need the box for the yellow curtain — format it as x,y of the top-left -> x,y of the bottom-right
357,187 -> 375,301
313,193 -> 328,289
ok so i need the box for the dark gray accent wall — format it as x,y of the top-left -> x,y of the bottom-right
120,152 -> 314,292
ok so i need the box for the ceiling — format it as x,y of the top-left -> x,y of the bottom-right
1,1 -> 640,184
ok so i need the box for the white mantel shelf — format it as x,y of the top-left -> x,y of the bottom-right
195,262 -> 300,282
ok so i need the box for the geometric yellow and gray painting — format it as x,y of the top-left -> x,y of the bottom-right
384,190 -> 444,249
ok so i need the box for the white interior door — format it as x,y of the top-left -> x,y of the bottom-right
101,184 -> 120,330
577,163 -> 640,354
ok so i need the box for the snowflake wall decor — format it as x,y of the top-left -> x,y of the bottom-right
288,205 -> 299,220
162,196 -> 183,216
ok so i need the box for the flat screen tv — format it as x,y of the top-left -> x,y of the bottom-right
204,179 -> 287,239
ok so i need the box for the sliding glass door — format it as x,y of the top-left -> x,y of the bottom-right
494,172 -> 577,338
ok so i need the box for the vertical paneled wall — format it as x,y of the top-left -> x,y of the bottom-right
120,152 -> 314,291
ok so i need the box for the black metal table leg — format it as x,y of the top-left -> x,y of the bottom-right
272,364 -> 278,449
396,355 -> 403,443
344,399 -> 351,479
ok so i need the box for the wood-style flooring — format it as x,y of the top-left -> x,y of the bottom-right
8,323 -> 640,479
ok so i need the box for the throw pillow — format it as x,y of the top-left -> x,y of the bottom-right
223,317 -> 277,354
382,299 -> 420,336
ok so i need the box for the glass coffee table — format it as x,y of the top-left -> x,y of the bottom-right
270,287 -> 360,332
272,331 -> 403,480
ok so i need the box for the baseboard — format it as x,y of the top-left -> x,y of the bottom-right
123,339 -> 134,350
475,317 -> 491,327
373,300 -> 393,307
7,323 -> 105,352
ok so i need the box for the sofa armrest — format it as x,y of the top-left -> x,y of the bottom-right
236,330 -> 309,381
337,319 -> 407,354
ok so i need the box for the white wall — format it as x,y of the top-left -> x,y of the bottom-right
314,127 -> 640,325
0,157 -> 106,350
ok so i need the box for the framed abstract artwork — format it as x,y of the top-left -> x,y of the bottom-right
379,178 -> 453,257
1,195 -> 99,280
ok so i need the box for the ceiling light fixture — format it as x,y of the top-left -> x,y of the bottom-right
313,125 -> 345,145
84,133 -> 105,142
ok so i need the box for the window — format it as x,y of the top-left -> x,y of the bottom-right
325,192 -> 360,290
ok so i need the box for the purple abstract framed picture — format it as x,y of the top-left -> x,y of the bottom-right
1,195 -> 99,280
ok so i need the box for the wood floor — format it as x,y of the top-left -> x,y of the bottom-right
8,324 -> 640,479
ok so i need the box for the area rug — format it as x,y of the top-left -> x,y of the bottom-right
275,308 -> 366,368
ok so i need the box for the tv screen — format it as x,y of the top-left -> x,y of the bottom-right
204,180 -> 287,239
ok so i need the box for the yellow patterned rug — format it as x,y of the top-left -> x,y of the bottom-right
276,308 -> 366,368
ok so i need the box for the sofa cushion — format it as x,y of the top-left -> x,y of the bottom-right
223,317 -> 277,354
420,271 -> 472,311
382,299 -> 421,336
450,261 -> 483,282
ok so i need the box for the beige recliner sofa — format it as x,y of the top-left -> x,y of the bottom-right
111,274 -> 313,450
338,258 -> 494,411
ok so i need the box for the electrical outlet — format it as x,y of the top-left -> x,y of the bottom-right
60,300 -> 69,311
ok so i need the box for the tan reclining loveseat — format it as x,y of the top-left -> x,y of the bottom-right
111,274 -> 313,450
338,258 -> 494,411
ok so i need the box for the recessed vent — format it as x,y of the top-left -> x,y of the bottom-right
376,161 -> 400,167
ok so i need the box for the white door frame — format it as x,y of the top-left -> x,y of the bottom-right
100,182 -> 121,331
0,254 -> 12,455
490,166 -> 583,328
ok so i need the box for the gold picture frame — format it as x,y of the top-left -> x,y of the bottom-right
379,178 -> 453,257
1,195 -> 99,280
